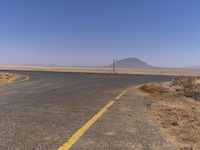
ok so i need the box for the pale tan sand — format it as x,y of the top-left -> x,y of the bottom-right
1,66 -> 200,76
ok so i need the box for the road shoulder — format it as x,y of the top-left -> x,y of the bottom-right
72,87 -> 175,149
137,80 -> 200,149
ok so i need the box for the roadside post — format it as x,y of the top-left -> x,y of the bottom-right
113,58 -> 116,74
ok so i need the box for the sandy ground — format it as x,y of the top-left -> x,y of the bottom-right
0,73 -> 24,85
1,66 -> 200,76
136,82 -> 200,149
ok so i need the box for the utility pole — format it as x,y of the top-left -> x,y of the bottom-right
113,58 -> 116,74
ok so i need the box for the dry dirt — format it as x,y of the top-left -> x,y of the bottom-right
136,82 -> 200,150
0,73 -> 23,85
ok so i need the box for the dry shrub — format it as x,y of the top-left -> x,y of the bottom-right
173,76 -> 200,100
0,73 -> 20,84
141,83 -> 170,94
174,76 -> 195,87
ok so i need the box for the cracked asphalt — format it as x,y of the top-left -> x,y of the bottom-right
0,70 -> 174,150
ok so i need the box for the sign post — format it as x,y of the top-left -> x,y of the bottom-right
113,58 -> 116,74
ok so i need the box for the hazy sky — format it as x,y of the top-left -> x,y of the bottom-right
0,0 -> 200,67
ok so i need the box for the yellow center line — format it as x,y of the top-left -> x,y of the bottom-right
58,89 -> 129,150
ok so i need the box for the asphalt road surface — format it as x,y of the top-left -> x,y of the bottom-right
0,71 -> 175,150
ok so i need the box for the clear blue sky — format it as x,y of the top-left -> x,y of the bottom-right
0,0 -> 200,67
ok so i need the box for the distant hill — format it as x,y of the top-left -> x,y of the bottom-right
25,58 -> 151,68
110,58 -> 151,68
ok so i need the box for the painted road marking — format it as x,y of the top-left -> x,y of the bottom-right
58,89 -> 129,150
15,75 -> 30,83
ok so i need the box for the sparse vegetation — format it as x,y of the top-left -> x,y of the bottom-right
140,76 -> 200,100
141,83 -> 170,94
139,77 -> 200,149
173,76 -> 200,100
0,72 -> 21,84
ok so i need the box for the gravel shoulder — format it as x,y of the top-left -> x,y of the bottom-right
72,87 -> 175,150
136,81 -> 200,149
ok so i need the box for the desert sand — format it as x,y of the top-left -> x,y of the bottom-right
137,80 -> 200,149
0,66 -> 200,76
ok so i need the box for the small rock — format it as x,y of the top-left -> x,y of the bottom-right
171,122 -> 179,126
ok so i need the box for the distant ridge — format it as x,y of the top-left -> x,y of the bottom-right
110,58 -> 151,68
25,58 -> 151,68
184,66 -> 200,69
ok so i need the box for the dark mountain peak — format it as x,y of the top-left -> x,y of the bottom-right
119,57 -> 143,62
112,58 -> 151,68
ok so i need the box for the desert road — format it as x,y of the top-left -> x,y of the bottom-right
0,71 -> 175,150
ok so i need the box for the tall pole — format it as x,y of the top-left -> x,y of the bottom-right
113,58 -> 116,74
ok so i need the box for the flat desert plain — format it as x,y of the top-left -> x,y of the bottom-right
0,65 -> 200,76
